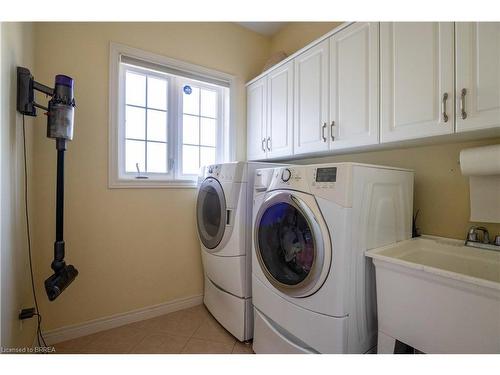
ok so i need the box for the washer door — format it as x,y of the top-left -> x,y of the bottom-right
196,177 -> 227,250
254,191 -> 331,297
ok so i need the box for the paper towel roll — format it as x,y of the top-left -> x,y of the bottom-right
460,144 -> 500,176
460,144 -> 500,223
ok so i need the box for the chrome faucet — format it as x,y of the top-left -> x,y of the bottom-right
467,226 -> 490,244
465,226 -> 500,252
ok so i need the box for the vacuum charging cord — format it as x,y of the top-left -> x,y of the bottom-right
22,114 -> 47,348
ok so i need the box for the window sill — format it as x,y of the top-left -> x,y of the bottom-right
108,179 -> 198,189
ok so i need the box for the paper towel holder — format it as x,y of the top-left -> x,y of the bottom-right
460,144 -> 500,223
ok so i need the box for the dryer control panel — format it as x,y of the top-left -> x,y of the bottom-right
206,164 -> 222,178
201,162 -> 245,183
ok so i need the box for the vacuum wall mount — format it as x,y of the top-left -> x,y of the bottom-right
17,67 -> 78,301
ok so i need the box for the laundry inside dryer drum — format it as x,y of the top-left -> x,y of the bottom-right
258,202 -> 315,285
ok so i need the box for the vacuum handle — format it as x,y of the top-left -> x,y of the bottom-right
52,144 -> 66,273
56,146 -> 65,242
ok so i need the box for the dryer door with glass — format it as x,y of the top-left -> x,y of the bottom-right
196,177 -> 227,250
254,191 -> 332,297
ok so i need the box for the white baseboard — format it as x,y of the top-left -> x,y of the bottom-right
42,294 -> 203,345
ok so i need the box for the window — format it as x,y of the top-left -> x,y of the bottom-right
109,43 -> 234,188
124,69 -> 169,175
180,82 -> 219,175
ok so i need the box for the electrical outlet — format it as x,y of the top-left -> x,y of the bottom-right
19,307 -> 36,320
19,306 -> 37,330
19,306 -> 24,331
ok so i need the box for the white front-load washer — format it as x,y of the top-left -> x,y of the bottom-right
251,163 -> 414,353
196,161 -> 282,341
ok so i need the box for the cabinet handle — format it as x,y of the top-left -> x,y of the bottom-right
266,137 -> 271,151
460,88 -> 467,120
441,93 -> 449,123
322,123 -> 327,142
330,121 -> 335,141
261,138 -> 266,152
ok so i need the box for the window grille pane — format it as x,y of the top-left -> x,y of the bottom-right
126,106 -> 146,140
200,117 -> 216,147
183,86 -> 200,115
147,109 -> 167,142
125,140 -> 145,173
126,72 -> 146,107
200,89 -> 217,118
147,76 -> 167,110
200,146 -> 216,168
147,142 -> 167,173
183,145 -> 200,175
183,114 -> 199,145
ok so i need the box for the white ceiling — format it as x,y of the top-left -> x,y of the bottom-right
237,22 -> 288,37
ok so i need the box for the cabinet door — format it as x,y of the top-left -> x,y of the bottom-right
247,77 -> 267,160
293,40 -> 330,155
267,61 -> 294,158
380,22 -> 454,143
329,22 -> 379,150
456,22 -> 500,132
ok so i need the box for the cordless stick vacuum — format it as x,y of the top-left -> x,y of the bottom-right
17,67 -> 79,301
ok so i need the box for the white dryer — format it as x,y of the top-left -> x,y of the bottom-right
196,162 -> 282,341
251,163 -> 414,353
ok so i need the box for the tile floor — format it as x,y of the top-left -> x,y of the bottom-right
53,305 -> 254,354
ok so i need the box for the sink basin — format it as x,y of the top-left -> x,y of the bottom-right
366,235 -> 500,353
369,236 -> 500,287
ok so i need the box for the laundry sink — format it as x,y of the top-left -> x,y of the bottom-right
366,236 -> 500,354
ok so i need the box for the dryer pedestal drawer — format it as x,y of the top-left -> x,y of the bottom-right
202,250 -> 248,298
203,275 -> 253,342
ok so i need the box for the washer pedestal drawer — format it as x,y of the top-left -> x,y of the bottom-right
253,308 -> 317,354
203,275 -> 253,342
252,275 -> 348,353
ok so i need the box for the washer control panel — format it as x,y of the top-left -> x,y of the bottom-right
311,167 -> 338,189
315,167 -> 337,182
264,164 -> 352,208
269,167 -> 305,189
281,168 -> 291,182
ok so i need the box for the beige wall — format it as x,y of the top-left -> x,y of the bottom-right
1,22 -> 38,348
270,22 -> 343,56
32,23 -> 271,331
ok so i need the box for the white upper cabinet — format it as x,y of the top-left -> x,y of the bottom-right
246,22 -> 499,161
267,61 -> 294,158
293,39 -> 330,155
456,22 -> 500,132
380,23 -> 455,143
329,22 -> 379,150
247,77 -> 267,160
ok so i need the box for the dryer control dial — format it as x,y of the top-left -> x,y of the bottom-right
281,168 -> 292,182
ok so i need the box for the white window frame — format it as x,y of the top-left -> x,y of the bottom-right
119,65 -> 173,182
108,42 -> 236,188
175,78 -> 225,179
